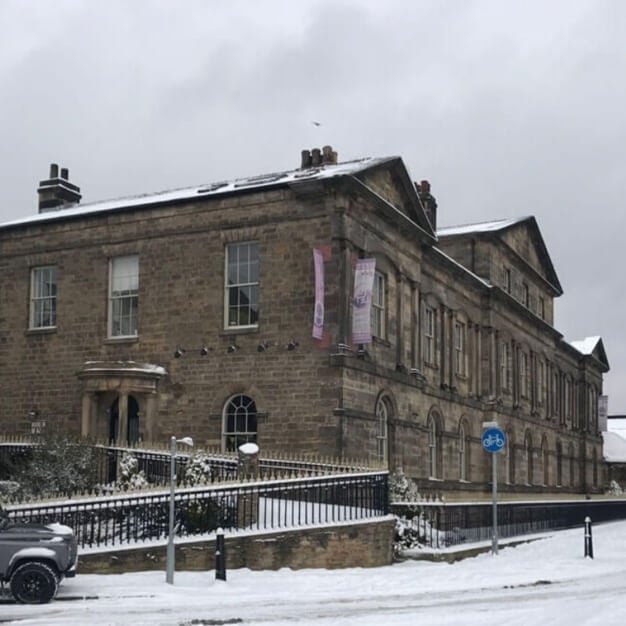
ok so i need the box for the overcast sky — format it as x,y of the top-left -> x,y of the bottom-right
1,0 -> 625,411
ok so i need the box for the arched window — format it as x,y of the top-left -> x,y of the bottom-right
524,432 -> 533,485
569,443 -> 576,487
541,437 -> 549,486
458,424 -> 466,481
458,420 -> 470,481
556,441 -> 563,487
427,413 -> 441,479
375,396 -> 390,466
505,430 -> 514,485
223,394 -> 258,452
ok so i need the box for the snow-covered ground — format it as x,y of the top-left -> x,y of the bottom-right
3,521 -> 626,625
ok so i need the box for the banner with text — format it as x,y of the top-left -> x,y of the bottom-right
352,258 -> 376,345
312,249 -> 325,339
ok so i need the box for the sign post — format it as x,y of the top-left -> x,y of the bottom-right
482,423 -> 506,555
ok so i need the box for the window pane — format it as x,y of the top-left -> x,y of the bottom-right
31,266 -> 57,329
225,243 -> 259,328
223,395 -> 258,452
110,256 -> 138,336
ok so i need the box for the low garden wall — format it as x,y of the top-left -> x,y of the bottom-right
78,518 -> 395,574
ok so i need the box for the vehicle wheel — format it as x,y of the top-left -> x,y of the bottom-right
10,562 -> 59,604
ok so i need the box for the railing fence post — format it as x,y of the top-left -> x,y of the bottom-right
584,516 -> 593,559
215,527 -> 226,581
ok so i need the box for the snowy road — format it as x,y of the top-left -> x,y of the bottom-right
2,521 -> 626,625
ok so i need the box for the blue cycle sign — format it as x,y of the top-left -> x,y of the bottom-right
482,428 -> 506,453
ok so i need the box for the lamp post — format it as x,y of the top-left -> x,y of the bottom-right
166,435 -> 193,585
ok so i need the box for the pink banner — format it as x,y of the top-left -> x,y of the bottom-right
312,249 -> 325,339
352,258 -> 376,344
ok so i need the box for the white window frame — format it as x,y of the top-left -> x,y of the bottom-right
459,424 -> 466,481
375,396 -> 389,465
423,306 -> 435,365
371,271 -> 386,339
222,394 -> 258,452
504,268 -> 512,293
428,416 -> 438,479
500,341 -> 512,391
454,321 -> 466,377
30,265 -> 57,329
108,256 -> 138,338
537,360 -> 545,406
520,351 -> 529,398
225,242 -> 259,329
504,435 -> 512,484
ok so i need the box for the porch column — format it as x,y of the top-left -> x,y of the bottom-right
118,393 -> 129,445
81,393 -> 92,438
144,395 -> 156,442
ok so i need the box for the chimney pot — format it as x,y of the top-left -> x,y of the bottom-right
37,163 -> 81,213
300,149 -> 312,169
311,148 -> 322,166
420,180 -> 431,194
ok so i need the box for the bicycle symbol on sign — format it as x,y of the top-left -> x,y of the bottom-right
482,427 -> 506,452
482,433 -> 504,448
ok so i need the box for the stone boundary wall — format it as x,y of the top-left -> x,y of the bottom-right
78,518 -> 395,575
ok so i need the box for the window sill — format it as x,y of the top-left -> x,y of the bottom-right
105,336 -> 139,345
221,326 -> 259,337
25,327 -> 57,336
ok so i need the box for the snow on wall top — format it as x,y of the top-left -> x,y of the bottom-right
0,157 -> 392,230
437,216 -> 529,237
570,336 -> 601,355
603,431 -> 626,462
82,361 -> 167,376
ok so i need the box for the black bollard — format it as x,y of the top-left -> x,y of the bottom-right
584,516 -> 594,559
215,527 -> 226,581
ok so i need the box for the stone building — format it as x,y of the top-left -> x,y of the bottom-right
0,147 -> 609,495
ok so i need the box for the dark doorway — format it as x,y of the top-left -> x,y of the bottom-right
108,396 -> 140,445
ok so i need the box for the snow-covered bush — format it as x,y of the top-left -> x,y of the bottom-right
394,515 -> 425,554
389,467 -> 420,502
0,480 -> 20,502
116,452 -> 149,491
183,453 -> 213,486
607,480 -> 623,495
14,434 -> 99,499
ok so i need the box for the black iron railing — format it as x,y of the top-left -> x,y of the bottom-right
392,499 -> 626,548
0,442 -> 371,493
7,472 -> 389,549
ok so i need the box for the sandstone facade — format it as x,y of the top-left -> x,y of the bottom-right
0,150 -> 608,495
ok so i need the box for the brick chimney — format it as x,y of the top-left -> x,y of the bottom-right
300,146 -> 338,169
416,179 -> 437,231
37,163 -> 81,213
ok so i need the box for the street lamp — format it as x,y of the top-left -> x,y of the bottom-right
166,435 -> 193,584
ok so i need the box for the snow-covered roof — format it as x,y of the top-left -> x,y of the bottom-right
0,157 -> 392,230
437,217 -> 529,237
603,431 -> 626,462
431,247 -> 492,289
570,336 -> 601,355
